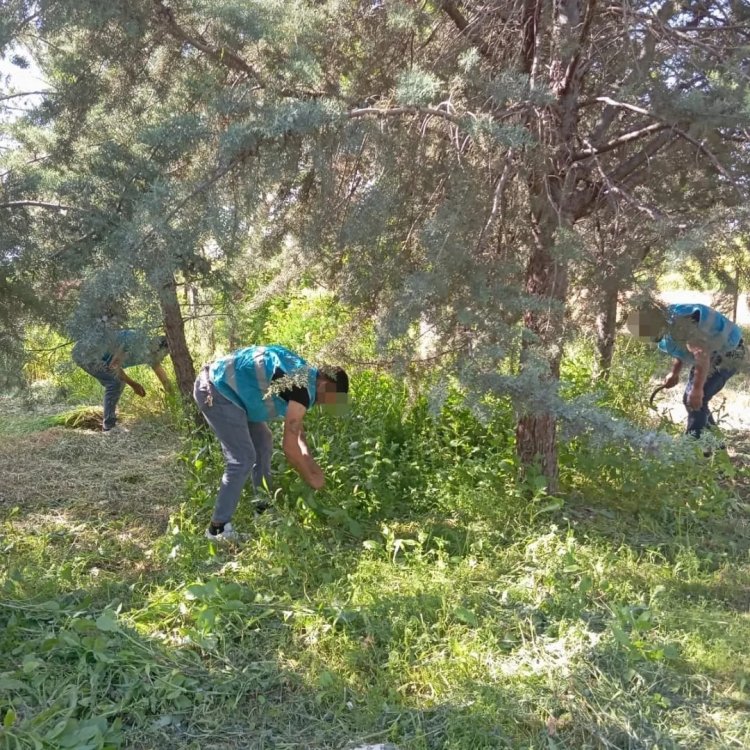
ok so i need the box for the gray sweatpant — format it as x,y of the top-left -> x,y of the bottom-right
193,367 -> 273,525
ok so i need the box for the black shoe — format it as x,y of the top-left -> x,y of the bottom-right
703,443 -> 727,457
252,498 -> 271,514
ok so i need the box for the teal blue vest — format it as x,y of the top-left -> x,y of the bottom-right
72,329 -> 150,369
658,304 -> 742,364
209,345 -> 318,422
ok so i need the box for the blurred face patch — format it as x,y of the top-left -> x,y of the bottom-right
626,309 -> 665,340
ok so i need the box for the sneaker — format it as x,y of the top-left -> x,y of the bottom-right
252,497 -> 272,515
204,522 -> 246,544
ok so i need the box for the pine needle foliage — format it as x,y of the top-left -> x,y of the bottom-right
1,1 -> 749,474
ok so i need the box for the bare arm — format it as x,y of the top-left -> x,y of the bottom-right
663,358 -> 683,388
114,367 -> 146,397
105,341 -> 146,396
282,401 -> 325,490
686,343 -> 710,410
107,344 -> 126,371
151,363 -> 173,393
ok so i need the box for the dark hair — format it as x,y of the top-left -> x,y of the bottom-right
320,365 -> 349,394
157,335 -> 169,351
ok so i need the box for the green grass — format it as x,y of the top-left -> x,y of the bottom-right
0,412 -> 58,436
2,362 -> 750,749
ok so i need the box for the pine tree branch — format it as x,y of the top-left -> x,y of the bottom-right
607,129 -> 676,185
347,106 -> 464,127
559,0 -> 598,97
521,0 -> 544,77
572,122 -> 669,160
581,138 -> 669,222
476,150 -> 515,251
667,125 -> 742,192
589,0 -> 678,144
594,96 -> 651,118
152,0 -> 262,82
0,200 -> 83,211
0,90 -> 51,102
435,1 -> 504,67
24,340 -> 74,354
570,129 -> 676,220
593,96 -> 740,191
343,343 -> 467,369
152,1 -> 325,98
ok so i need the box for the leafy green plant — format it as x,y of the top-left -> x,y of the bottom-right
3,317 -> 750,749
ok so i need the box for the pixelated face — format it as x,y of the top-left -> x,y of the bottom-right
625,309 -> 666,340
317,381 -> 350,415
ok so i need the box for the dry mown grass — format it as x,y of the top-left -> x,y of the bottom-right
0,415 -> 184,539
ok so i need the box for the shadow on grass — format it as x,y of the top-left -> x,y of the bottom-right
1,553 -> 558,749
2,397 -> 750,748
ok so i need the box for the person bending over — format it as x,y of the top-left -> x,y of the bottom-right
193,344 -> 349,543
627,301 -> 745,440
72,329 -> 172,433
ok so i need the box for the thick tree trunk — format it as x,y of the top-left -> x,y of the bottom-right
516,412 -> 559,482
156,275 -> 197,400
513,0 -> 584,490
515,206 -> 569,492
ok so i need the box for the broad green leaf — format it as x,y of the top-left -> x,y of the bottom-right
95,612 -> 120,632
0,677 -> 28,691
454,607 -> 479,627
610,623 -> 630,646
45,718 -> 73,741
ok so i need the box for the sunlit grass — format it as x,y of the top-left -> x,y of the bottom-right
2,367 -> 750,748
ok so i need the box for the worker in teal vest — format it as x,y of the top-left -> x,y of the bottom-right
193,345 -> 350,543
627,302 -> 745,440
72,329 -> 172,433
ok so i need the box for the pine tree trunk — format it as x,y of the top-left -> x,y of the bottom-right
156,275 -> 197,400
516,411 -> 559,486
515,205 -> 569,492
595,281 -> 619,379
513,0 -> 583,491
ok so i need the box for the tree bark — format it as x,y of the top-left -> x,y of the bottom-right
514,0 -> 583,491
516,411 -> 559,483
156,274 -> 197,400
595,281 -> 619,379
515,209 -> 569,492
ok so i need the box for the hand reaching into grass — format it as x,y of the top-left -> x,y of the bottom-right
114,367 -> 146,396
307,465 -> 325,490
130,381 -> 146,397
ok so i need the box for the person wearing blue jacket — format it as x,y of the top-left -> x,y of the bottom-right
193,345 -> 349,543
628,302 -> 745,439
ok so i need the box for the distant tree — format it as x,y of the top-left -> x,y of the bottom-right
680,230 -> 750,321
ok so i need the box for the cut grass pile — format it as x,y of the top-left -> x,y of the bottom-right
1,395 -> 749,750
50,407 -> 104,431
